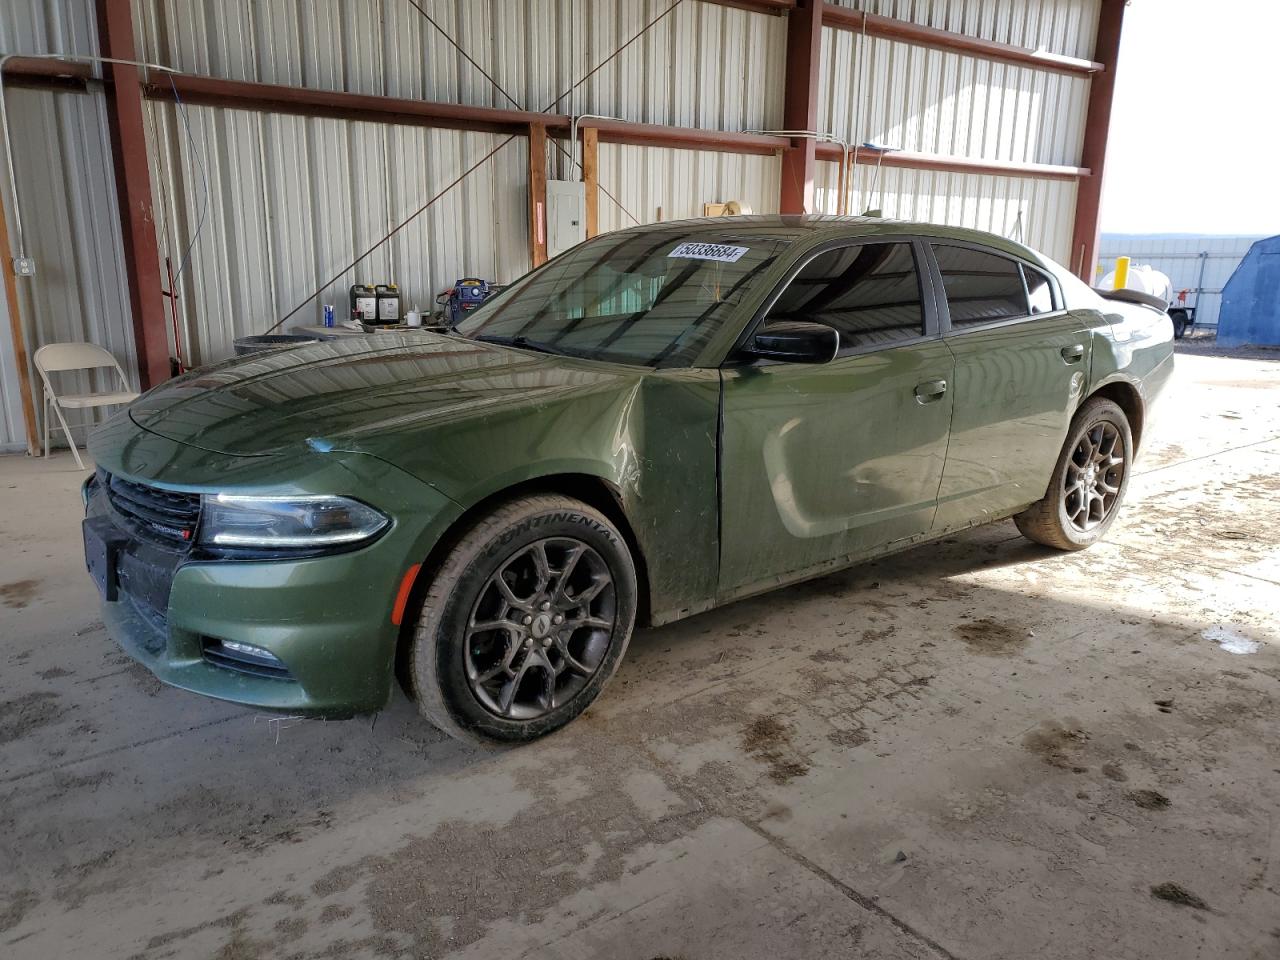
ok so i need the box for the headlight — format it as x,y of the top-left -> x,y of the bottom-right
199,494 -> 389,549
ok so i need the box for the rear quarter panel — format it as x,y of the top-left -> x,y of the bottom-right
1088,301 -> 1175,453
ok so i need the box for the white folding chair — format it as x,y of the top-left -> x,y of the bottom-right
33,342 -> 140,470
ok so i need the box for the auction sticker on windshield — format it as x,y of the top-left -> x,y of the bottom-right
668,242 -> 749,263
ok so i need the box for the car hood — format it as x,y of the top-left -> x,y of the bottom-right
127,332 -> 639,457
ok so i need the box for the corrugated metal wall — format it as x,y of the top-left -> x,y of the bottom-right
818,0 -> 1098,262
1,0 -> 1100,451
817,161 -> 1077,258
596,143 -> 781,233
134,0 -> 785,131
145,99 -> 530,364
0,0 -> 138,453
1099,234 -> 1263,327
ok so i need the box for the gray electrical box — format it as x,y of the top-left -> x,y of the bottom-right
546,180 -> 586,259
12,256 -> 35,277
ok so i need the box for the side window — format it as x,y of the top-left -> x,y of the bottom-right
1023,264 -> 1057,315
766,242 -> 925,351
932,244 -> 1029,328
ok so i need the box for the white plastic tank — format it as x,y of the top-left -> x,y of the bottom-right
1099,263 -> 1173,305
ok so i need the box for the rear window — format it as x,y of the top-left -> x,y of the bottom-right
1023,264 -> 1058,315
932,244 -> 1028,328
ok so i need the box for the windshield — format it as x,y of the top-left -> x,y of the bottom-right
455,228 -> 791,367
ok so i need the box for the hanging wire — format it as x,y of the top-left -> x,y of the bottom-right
266,0 -> 680,333
403,0 -> 642,226
168,73 -> 210,287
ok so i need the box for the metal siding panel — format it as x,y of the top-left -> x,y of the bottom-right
148,100 -> 530,364
817,159 -> 1076,263
596,142 -> 780,234
135,0 -> 786,129
1098,234 -> 1265,326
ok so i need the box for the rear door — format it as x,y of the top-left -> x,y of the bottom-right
718,239 -> 955,600
929,243 -> 1091,529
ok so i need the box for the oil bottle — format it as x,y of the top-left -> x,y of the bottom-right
375,283 -> 401,325
349,283 -> 377,323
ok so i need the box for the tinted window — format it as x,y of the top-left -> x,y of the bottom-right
767,242 -> 924,350
932,244 -> 1029,328
1023,264 -> 1057,315
457,229 -> 791,367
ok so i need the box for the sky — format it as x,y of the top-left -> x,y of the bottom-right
1101,0 -> 1280,236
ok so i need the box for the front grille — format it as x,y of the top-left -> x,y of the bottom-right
102,469 -> 201,544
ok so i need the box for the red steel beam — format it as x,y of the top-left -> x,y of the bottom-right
1069,0 -> 1126,280
822,6 -> 1104,78
1,57 -> 92,92
814,143 -> 1089,182
702,0 -> 796,13
145,74 -> 791,156
779,0 -> 823,213
96,0 -> 171,389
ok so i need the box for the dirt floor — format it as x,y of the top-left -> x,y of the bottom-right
1,348 -> 1278,959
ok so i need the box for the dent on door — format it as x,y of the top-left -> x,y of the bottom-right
719,340 -> 955,600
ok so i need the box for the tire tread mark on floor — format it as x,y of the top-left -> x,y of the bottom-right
1134,434 -> 1280,478
738,817 -> 961,960
0,712 -> 247,785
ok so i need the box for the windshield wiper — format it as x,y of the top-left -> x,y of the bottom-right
472,334 -> 566,357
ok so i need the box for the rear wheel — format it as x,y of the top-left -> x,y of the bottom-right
409,494 -> 637,743
1014,397 -> 1133,551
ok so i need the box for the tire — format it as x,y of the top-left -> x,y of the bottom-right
1014,397 -> 1133,551
409,494 -> 637,744
1172,313 -> 1187,339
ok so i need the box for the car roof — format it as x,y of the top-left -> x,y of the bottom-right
618,214 -> 1047,265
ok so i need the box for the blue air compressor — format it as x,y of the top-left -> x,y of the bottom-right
437,278 -> 498,327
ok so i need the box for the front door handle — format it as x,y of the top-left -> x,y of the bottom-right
914,379 -> 948,404
1060,344 -> 1085,364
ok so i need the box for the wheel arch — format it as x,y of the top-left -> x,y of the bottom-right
392,472 -> 654,698
1086,379 -> 1145,452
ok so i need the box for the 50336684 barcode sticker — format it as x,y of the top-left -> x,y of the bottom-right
667,242 -> 750,263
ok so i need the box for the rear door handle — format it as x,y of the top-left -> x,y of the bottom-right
1060,344 -> 1085,364
914,378 -> 947,403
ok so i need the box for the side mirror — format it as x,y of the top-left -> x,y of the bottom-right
740,321 -> 839,364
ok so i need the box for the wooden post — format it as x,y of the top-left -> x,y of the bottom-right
97,0 -> 171,389
779,0 -> 823,214
1069,0 -> 1127,281
528,122 -> 548,267
582,126 -> 599,238
0,203 -> 40,455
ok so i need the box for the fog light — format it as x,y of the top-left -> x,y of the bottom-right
219,639 -> 283,665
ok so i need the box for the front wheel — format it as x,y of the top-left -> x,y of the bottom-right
1014,397 -> 1133,551
409,494 -> 638,744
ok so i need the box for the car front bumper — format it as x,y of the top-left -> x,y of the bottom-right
83,452 -> 462,716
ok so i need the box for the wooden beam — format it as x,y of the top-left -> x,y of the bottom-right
779,0 -> 823,213
822,6 -> 1104,78
96,0 -> 170,390
1070,0 -> 1127,281
0,193 -> 41,455
582,126 -> 599,239
528,123 -> 548,267
814,143 -> 1089,182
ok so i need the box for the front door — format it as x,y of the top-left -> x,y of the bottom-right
719,240 -> 955,601
928,243 -> 1095,529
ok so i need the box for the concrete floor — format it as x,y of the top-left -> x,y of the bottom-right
1,349 -> 1278,960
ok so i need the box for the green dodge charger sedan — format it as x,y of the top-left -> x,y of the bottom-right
84,216 -> 1173,742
